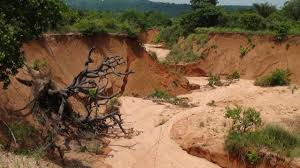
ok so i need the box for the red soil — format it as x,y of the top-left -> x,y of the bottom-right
0,33 -> 191,118
175,33 -> 300,84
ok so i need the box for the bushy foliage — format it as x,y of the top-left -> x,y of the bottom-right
0,0 -> 65,88
190,0 -> 218,9
225,106 -> 262,133
63,10 -> 171,37
253,2 -> 277,18
180,4 -> 222,35
154,24 -> 183,48
283,0 -> 300,21
208,73 -> 222,87
255,69 -> 291,87
227,70 -> 240,80
240,13 -> 265,31
225,107 -> 300,165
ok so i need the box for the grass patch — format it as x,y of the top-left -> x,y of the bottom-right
225,125 -> 300,158
225,106 -> 300,166
255,69 -> 291,87
149,89 -> 190,107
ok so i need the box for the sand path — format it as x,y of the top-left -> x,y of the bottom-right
105,97 -> 220,168
144,44 -> 170,61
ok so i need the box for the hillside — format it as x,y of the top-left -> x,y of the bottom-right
64,0 -> 191,16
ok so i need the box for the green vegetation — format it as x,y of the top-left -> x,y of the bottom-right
225,106 -> 262,133
255,69 -> 291,87
208,73 -> 222,87
226,70 -> 240,80
7,121 -> 37,145
60,10 -> 171,37
225,106 -> 300,166
32,59 -> 47,71
65,0 -> 190,17
0,0 -> 65,88
149,89 -> 190,107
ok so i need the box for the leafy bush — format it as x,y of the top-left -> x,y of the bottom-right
272,22 -> 290,42
165,45 -> 202,64
208,73 -> 222,87
226,70 -> 240,80
225,107 -> 300,165
180,4 -> 222,35
240,13 -> 265,31
225,106 -> 262,133
150,89 -> 171,99
253,2 -> 277,18
255,69 -> 291,87
154,24 -> 183,48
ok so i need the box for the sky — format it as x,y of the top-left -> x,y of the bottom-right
150,0 -> 287,6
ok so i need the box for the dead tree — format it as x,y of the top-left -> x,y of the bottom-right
16,47 -> 132,159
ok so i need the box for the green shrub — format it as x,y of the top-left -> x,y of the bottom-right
273,22 -> 290,42
255,69 -> 291,87
165,45 -> 202,64
225,106 -> 300,164
32,59 -> 47,71
225,106 -> 262,133
240,13 -> 265,31
239,45 -> 249,58
149,89 -> 190,107
208,73 -> 222,87
227,70 -> 240,80
150,89 -> 171,99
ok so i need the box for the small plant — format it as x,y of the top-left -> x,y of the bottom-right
255,69 -> 291,87
150,89 -> 171,99
239,45 -> 249,58
208,74 -> 222,87
246,150 -> 260,165
225,106 -> 262,133
79,142 -> 103,154
88,88 -> 97,99
226,70 -> 240,80
31,59 -> 47,71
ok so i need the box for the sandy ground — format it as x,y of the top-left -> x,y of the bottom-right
144,44 -> 170,61
105,77 -> 300,168
105,97 -> 219,168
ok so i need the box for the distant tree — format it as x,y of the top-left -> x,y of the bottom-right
253,2 -> 277,18
240,13 -> 265,30
0,0 -> 65,88
190,0 -> 218,9
181,4 -> 222,35
283,0 -> 300,21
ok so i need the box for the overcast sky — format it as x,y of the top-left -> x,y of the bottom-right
150,0 -> 287,6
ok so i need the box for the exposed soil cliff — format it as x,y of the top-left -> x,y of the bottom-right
174,33 -> 300,84
0,33 -> 191,118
